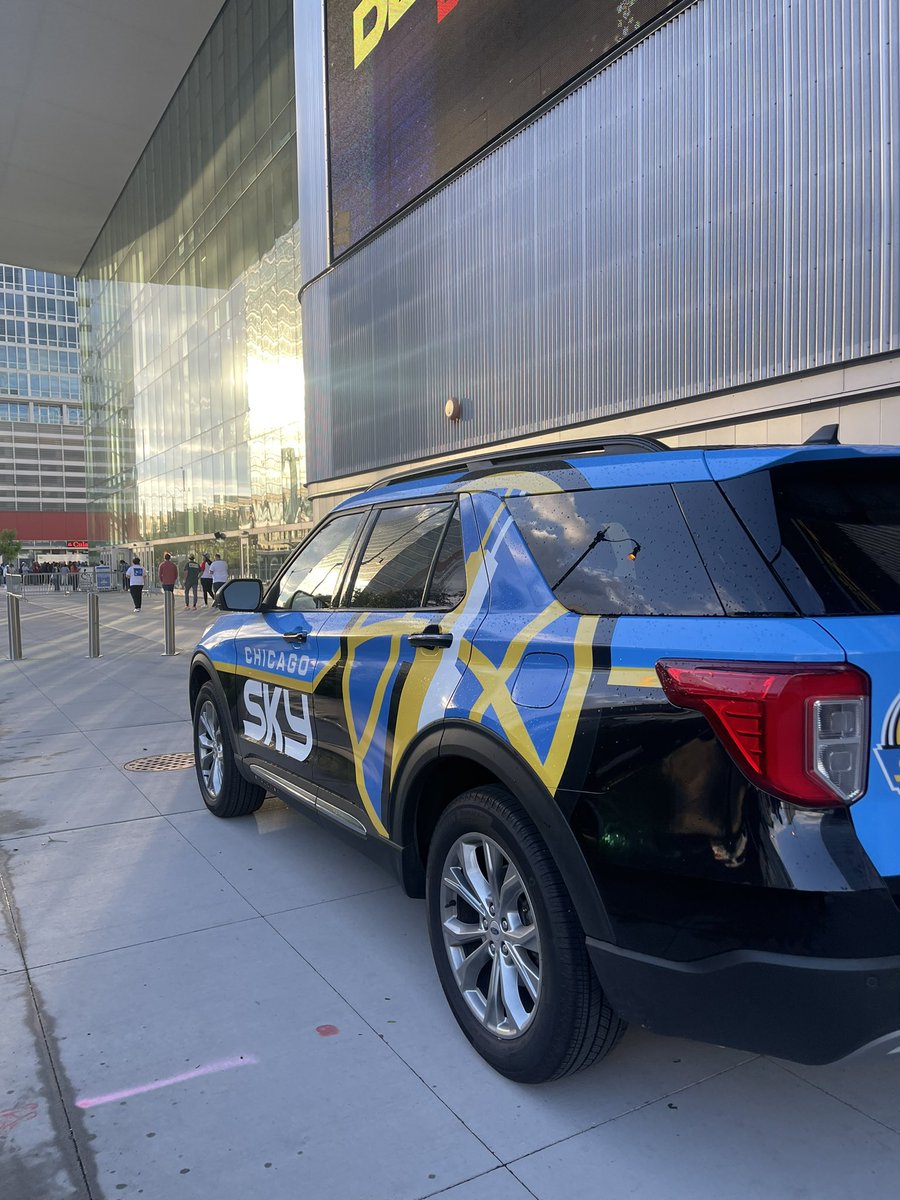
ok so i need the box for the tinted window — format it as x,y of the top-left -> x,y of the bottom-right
270,513 -> 363,610
507,486 -> 723,616
734,458 -> 900,615
674,482 -> 794,615
424,508 -> 466,610
348,503 -> 453,609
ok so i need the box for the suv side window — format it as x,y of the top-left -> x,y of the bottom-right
346,502 -> 454,609
424,506 -> 466,609
507,485 -> 723,616
674,481 -> 794,615
269,512 -> 363,610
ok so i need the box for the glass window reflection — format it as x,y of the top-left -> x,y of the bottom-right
79,0 -> 304,572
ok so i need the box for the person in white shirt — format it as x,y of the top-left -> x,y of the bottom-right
125,557 -> 146,611
209,553 -> 229,594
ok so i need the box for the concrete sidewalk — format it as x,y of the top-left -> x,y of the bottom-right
2,589 -> 900,1200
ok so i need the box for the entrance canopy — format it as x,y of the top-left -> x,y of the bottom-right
0,0 -> 224,274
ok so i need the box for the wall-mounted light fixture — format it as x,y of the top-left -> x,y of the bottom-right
444,396 -> 461,421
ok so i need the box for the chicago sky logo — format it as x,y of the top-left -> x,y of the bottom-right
875,692 -> 900,794
242,679 -> 312,763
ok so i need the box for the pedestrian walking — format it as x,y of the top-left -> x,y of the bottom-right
59,562 -> 70,592
183,554 -> 201,609
199,555 -> 214,606
125,557 -> 145,610
119,558 -> 129,590
209,552 -> 229,595
158,552 -> 178,593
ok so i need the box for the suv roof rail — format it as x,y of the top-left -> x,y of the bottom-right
369,434 -> 669,491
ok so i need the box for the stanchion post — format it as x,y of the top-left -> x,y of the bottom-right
162,589 -> 177,656
87,592 -> 101,658
7,592 -> 23,660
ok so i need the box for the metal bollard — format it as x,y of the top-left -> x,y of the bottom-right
87,592 -> 101,658
162,589 -> 177,656
7,592 -> 23,660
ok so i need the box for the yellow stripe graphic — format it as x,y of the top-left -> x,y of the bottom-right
607,666 -> 661,689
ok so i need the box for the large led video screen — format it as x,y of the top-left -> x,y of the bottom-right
326,0 -> 680,254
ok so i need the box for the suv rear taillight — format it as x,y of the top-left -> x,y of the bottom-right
655,661 -> 869,807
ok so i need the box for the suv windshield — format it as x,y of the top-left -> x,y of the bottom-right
723,457 -> 900,615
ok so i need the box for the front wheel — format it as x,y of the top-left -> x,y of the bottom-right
192,682 -> 265,818
426,785 -> 625,1082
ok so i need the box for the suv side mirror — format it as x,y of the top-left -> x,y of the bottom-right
215,578 -> 264,612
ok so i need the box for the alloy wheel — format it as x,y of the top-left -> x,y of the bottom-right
439,833 -> 542,1038
196,699 -> 224,797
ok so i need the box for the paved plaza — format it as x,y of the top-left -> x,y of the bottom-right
2,589 -> 900,1199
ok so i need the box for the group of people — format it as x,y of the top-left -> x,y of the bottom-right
11,560 -> 84,587
122,552 -> 228,612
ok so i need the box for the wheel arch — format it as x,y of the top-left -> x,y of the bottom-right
390,721 -> 615,944
189,653 -> 247,768
189,652 -> 229,710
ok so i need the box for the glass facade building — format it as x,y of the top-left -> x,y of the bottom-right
79,0 -> 306,578
0,262 -> 85,549
81,0 -> 900,566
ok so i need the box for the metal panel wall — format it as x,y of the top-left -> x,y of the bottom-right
303,0 -> 900,483
294,0 -> 329,283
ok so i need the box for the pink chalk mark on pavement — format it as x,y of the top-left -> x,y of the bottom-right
316,1024 -> 340,1036
0,1102 -> 38,1133
75,1054 -> 259,1109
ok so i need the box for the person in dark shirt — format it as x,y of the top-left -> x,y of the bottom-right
183,554 -> 201,609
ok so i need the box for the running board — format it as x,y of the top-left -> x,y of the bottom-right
248,763 -> 367,837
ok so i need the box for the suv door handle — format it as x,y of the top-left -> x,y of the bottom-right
408,624 -> 452,650
282,630 -> 308,643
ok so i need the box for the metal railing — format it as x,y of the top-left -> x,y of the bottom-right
15,572 -> 81,593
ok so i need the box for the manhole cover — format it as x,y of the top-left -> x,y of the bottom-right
123,752 -> 195,772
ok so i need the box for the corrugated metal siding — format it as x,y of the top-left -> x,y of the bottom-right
304,0 -> 900,482
294,0 -> 329,282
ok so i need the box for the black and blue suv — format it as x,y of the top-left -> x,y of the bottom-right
190,434 -> 900,1081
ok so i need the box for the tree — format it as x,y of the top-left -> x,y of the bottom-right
0,528 -> 22,564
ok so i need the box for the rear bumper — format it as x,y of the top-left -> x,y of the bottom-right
587,937 -> 900,1064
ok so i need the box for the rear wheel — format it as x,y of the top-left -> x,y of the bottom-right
192,682 -> 265,817
426,784 -> 625,1083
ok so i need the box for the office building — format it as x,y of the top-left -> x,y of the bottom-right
0,262 -> 85,557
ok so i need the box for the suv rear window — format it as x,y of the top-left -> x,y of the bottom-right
723,457 -> 900,615
506,485 -> 723,616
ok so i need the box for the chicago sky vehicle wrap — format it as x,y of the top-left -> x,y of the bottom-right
190,438 -> 900,1076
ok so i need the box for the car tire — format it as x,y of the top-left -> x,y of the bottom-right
426,784 -> 626,1083
193,681 -> 265,818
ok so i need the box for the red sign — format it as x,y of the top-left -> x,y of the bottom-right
66,540 -> 89,549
